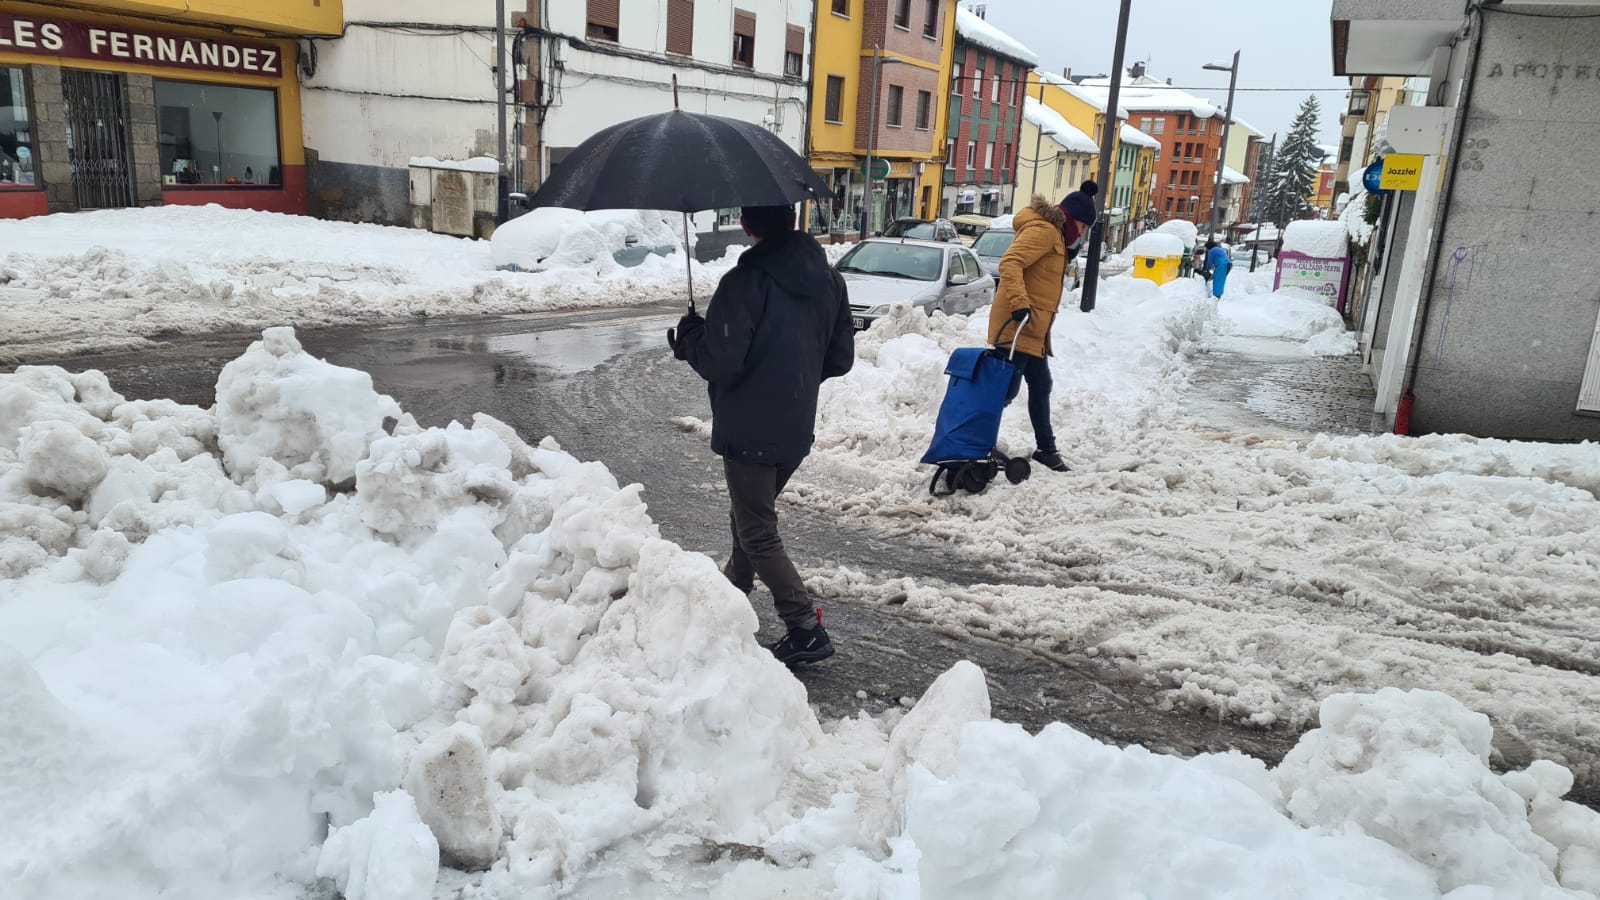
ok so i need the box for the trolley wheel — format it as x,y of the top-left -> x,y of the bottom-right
1004,456 -> 1032,484
957,461 -> 994,494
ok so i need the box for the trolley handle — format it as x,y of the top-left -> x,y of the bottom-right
993,311 -> 1031,361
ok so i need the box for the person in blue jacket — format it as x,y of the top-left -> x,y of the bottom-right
1203,239 -> 1231,299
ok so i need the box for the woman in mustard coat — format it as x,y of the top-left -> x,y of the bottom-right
985,182 -> 1098,472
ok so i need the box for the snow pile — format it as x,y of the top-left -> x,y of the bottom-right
1213,289 -> 1355,356
4,328 -> 1600,897
954,7 -> 1037,66
789,255 -> 1600,770
1022,97 -> 1097,153
986,213 -> 1014,231
409,156 -> 500,173
1282,220 -> 1350,258
1342,186 -> 1376,247
1125,231 -> 1186,258
0,328 -> 820,898
490,208 -> 684,272
819,684 -> 1600,898
1155,218 -> 1199,247
0,206 -> 735,360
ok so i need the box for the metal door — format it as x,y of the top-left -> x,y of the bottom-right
61,69 -> 136,210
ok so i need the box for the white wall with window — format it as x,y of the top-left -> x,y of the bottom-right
300,0 -> 809,227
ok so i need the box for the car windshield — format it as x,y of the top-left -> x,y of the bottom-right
973,230 -> 1015,257
883,221 -> 938,240
835,242 -> 944,281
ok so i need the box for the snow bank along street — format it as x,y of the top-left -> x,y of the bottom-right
0,206 -> 740,362
795,271 -> 1599,785
4,255 -> 1600,895
4,325 -> 1600,898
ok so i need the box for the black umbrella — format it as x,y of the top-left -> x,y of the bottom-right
528,94 -> 831,312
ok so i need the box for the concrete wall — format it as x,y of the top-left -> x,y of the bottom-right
1409,10 -> 1600,440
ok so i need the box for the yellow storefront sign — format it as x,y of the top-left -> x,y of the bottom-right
1380,154 -> 1425,191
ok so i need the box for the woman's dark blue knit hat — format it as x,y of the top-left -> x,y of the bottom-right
1060,180 -> 1099,226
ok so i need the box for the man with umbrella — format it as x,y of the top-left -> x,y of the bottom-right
669,206 -> 855,665
527,101 -> 852,665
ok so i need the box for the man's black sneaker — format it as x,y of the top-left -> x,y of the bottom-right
1032,449 -> 1070,472
769,625 -> 835,666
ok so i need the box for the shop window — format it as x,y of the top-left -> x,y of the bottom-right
886,85 -> 903,127
733,9 -> 755,67
156,80 -> 280,186
825,75 -> 844,124
587,0 -> 620,42
1,68 -> 34,186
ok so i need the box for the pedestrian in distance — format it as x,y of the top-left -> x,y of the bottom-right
1204,238 -> 1231,299
986,181 -> 1098,474
666,205 -> 855,666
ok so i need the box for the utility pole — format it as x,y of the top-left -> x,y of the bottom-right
1080,0 -> 1131,313
861,46 -> 882,241
495,0 -> 508,224
1029,77 -> 1046,198
1204,51 -> 1240,244
1251,131 -> 1276,272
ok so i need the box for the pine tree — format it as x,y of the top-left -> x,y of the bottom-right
1249,144 -> 1276,224
1259,96 -> 1321,229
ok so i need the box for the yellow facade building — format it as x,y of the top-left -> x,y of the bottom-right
0,0 -> 338,218
806,0 -> 956,238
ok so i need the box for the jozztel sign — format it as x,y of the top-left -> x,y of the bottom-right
0,13 -> 283,78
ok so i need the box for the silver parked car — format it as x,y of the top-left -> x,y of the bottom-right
835,238 -> 995,330
971,224 -> 1015,275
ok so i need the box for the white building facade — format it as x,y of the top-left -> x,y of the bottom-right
299,0 -> 812,239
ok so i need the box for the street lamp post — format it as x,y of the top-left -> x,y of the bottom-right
1080,0 -> 1132,313
1203,51 -> 1239,244
861,47 -> 914,241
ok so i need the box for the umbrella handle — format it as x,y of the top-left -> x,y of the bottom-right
682,211 -> 696,316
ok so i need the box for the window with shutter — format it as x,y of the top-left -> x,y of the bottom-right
784,25 -> 804,77
894,0 -> 911,28
666,0 -> 693,55
733,9 -> 755,67
915,90 -> 931,130
886,85 -> 903,127
923,0 -> 939,37
587,0 -> 620,41
825,75 -> 844,123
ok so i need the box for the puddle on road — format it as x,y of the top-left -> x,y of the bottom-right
487,316 -> 673,376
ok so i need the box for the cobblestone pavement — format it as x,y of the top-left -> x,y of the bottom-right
0,310 -> 1399,775
1184,339 -> 1387,437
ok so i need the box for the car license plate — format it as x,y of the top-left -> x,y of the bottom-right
852,316 -> 866,329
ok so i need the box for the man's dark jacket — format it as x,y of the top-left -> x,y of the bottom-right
678,231 -> 854,466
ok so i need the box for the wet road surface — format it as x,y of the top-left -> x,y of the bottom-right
1,308 -> 1382,771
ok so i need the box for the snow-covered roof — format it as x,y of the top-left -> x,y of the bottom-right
1023,96 -> 1098,154
1035,71 -> 1131,119
955,8 -> 1037,66
1282,220 -> 1349,258
1120,122 -> 1160,150
1077,80 -> 1220,118
1222,166 -> 1249,185
1227,116 -> 1263,137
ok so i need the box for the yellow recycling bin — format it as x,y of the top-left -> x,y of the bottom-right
1132,255 -> 1181,285
1125,233 -> 1189,286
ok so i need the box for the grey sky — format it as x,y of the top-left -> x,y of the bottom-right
977,0 -> 1350,147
